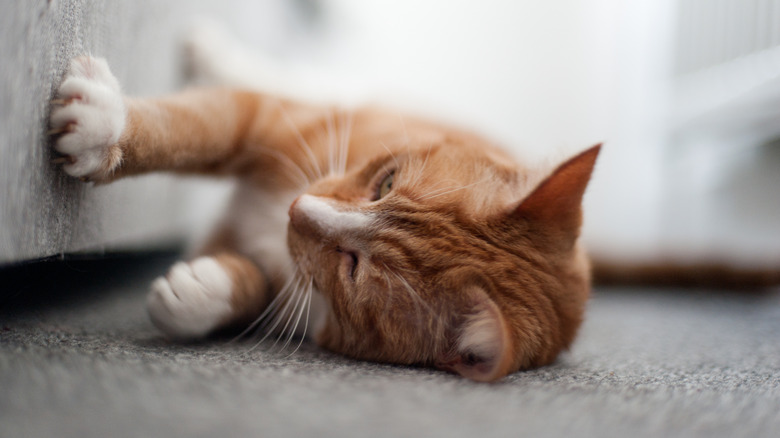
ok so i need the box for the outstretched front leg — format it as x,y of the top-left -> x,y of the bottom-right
48,56 -> 306,339
48,55 -> 345,341
49,55 -> 340,189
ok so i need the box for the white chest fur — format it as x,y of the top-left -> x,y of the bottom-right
227,183 -> 298,281
226,183 -> 326,339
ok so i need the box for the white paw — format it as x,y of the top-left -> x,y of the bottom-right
147,257 -> 235,340
50,56 -> 126,179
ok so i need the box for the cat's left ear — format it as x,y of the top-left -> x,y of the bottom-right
435,289 -> 514,382
511,144 -> 601,240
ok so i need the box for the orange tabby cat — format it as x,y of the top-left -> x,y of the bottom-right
49,56 -> 599,382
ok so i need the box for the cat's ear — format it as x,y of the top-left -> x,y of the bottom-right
511,144 -> 601,238
436,289 -> 514,382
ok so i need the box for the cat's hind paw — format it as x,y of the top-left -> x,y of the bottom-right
147,257 -> 235,340
49,56 -> 126,180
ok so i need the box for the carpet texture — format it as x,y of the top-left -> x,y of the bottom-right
1,253 -> 779,438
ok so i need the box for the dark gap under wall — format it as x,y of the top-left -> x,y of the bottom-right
0,250 -> 181,315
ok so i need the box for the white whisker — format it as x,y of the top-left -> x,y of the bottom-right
385,264 -> 447,335
418,179 -> 462,198
420,175 -> 493,200
379,141 -> 401,171
326,109 -> 338,176
246,276 -> 305,352
254,146 -> 312,190
409,144 -> 434,189
284,278 -> 314,357
275,100 -> 324,180
271,279 -> 309,352
230,271 -> 300,343
383,265 -> 428,330
380,271 -> 397,321
338,111 -> 353,175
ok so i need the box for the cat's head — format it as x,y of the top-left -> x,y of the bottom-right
287,139 -> 600,382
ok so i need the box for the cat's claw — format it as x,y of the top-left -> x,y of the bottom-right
49,56 -> 126,180
147,257 -> 235,340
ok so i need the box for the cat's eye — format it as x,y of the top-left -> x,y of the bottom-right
376,171 -> 395,200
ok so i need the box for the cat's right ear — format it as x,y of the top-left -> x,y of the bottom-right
510,144 -> 601,241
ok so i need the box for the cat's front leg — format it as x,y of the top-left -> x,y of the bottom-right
50,55 -> 343,188
50,56 -> 126,181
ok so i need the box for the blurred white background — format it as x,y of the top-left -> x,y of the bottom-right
8,0 -> 764,264
205,0 -> 779,265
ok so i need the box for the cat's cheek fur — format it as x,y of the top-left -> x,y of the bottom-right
50,56 -> 126,180
146,257 -> 235,339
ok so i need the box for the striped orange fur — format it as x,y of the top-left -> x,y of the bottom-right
51,56 -> 600,381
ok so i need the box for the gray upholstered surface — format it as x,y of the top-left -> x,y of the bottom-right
0,0 -> 295,263
1,254 -> 779,438
2,0 -> 185,262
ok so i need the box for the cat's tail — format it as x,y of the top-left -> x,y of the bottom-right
590,258 -> 780,291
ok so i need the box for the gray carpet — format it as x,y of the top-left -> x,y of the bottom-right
1,253 -> 779,438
